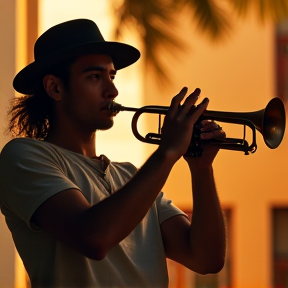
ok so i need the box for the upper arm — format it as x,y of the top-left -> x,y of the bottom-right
161,213 -> 225,274
0,140 -> 81,227
160,214 -> 197,269
161,214 -> 219,273
31,188 -> 101,259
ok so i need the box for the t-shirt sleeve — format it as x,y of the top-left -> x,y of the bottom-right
156,192 -> 188,224
0,139 -> 80,229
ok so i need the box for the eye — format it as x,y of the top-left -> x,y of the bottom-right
91,74 -> 101,79
110,75 -> 115,80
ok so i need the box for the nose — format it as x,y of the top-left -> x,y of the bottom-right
106,81 -> 118,100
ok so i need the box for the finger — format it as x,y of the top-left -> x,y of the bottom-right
186,97 -> 210,123
199,120 -> 221,131
200,128 -> 226,140
169,87 -> 188,117
179,88 -> 201,116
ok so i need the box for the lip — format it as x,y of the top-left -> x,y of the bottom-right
101,102 -> 113,111
100,103 -> 118,116
100,106 -> 111,112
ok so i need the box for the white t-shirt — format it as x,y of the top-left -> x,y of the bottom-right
0,138 -> 186,288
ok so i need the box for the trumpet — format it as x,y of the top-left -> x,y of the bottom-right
109,97 -> 286,156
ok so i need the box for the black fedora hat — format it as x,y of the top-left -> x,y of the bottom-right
13,18 -> 141,94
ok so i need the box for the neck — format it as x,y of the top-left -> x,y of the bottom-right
45,128 -> 97,158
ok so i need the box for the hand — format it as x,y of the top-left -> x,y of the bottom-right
184,120 -> 226,168
198,120 -> 226,141
158,87 -> 209,162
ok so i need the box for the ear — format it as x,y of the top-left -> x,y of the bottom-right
43,75 -> 63,101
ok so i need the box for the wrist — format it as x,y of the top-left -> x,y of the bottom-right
153,146 -> 179,167
185,158 -> 213,173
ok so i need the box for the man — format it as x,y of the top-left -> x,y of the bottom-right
0,19 -> 226,288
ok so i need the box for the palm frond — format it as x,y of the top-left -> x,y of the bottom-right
179,0 -> 231,40
228,0 -> 288,22
113,0 -> 186,84
111,0 -> 288,86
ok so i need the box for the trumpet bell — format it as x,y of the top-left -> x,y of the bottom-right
262,97 -> 286,149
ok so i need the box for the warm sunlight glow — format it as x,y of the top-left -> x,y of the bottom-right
15,0 -> 27,92
6,1 -> 288,288
14,253 -> 27,288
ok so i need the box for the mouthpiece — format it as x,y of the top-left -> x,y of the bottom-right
108,101 -> 124,114
108,101 -> 138,113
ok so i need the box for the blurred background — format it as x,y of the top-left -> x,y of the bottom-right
0,0 -> 288,287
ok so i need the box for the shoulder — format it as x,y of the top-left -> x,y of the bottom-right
1,138 -> 38,160
0,138 -> 68,169
1,138 -> 48,154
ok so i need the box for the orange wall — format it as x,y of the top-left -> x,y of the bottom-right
0,1 -> 17,288
144,8 -> 288,288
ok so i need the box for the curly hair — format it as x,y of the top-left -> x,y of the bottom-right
8,57 -> 77,140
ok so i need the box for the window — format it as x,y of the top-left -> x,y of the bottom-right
272,207 -> 288,288
276,19 -> 288,103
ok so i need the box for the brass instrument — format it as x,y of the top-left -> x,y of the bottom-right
109,97 -> 286,156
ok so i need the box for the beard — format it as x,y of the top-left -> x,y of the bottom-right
73,117 -> 115,134
61,95 -> 115,133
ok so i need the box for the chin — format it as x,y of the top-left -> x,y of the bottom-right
96,120 -> 114,131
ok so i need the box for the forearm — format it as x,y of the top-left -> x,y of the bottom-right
188,163 -> 226,272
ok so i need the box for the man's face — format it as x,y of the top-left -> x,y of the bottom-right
58,54 -> 119,132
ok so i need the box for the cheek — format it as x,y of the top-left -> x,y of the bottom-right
67,83 -> 101,107
67,93 -> 101,122
61,80 -> 105,122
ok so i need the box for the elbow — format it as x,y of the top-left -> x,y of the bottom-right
78,237 -> 110,261
83,243 -> 110,261
202,262 -> 225,275
196,257 -> 225,275
84,249 -> 107,261
196,242 -> 227,274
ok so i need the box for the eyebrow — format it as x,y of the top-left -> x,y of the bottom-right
82,66 -> 117,75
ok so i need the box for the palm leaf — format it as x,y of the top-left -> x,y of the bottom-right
226,0 -> 288,22
112,0 -> 288,85
113,0 -> 187,84
179,0 -> 231,40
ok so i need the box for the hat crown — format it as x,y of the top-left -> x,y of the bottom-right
34,19 -> 105,60
13,18 -> 140,94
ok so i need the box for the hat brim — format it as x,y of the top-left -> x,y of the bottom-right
13,41 -> 140,94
